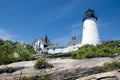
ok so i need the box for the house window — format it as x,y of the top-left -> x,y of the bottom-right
36,48 -> 41,52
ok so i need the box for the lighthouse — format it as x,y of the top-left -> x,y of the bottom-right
82,8 -> 100,45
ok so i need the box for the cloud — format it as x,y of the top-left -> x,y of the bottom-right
97,19 -> 110,29
38,0 -> 81,25
52,22 -> 82,44
95,19 -> 120,41
0,28 -> 16,40
70,22 -> 82,36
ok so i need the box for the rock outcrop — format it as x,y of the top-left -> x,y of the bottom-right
0,57 -> 119,80
76,70 -> 120,80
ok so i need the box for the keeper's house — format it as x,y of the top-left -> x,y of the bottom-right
32,36 -> 81,54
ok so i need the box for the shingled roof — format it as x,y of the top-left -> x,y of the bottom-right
46,40 -> 81,49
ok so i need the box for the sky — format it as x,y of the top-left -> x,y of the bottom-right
0,0 -> 120,44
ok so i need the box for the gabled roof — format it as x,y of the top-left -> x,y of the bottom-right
66,40 -> 81,46
32,37 -> 55,46
46,44 -> 67,49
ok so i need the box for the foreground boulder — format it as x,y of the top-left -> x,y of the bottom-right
76,70 -> 120,80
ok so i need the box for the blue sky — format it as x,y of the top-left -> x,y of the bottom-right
0,0 -> 120,44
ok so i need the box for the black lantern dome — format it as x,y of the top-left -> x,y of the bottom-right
83,8 -> 97,22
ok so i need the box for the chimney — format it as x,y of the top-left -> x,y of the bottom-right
45,34 -> 48,44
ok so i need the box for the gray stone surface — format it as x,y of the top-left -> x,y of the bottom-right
76,70 -> 120,80
114,54 -> 120,61
0,57 -> 118,80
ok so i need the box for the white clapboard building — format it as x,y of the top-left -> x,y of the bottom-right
32,8 -> 100,54
32,36 -> 82,54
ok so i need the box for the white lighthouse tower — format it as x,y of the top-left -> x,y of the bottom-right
82,8 -> 100,45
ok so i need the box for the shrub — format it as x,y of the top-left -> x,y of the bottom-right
21,76 -> 29,80
0,67 -> 24,73
21,75 -> 48,80
71,40 -> 120,59
0,40 -> 37,65
104,61 -> 120,70
93,61 -> 120,74
34,59 -> 53,69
